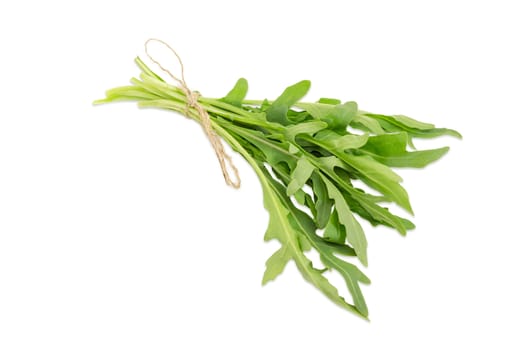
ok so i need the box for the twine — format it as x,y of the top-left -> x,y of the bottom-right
144,38 -> 241,189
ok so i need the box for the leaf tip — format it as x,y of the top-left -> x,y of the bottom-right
261,275 -> 272,286
450,129 -> 463,139
92,99 -> 107,105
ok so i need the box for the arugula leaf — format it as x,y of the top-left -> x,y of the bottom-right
351,115 -> 386,134
311,173 -> 333,229
287,157 -> 314,196
297,101 -> 356,132
262,246 -> 291,284
313,130 -> 369,151
360,132 -> 450,168
267,80 -> 311,125
221,78 -> 248,107
339,154 -> 413,214
322,176 -> 368,265
323,209 -> 346,243
320,253 -> 370,316
285,120 -> 328,142
326,102 -> 358,132
363,112 -> 462,139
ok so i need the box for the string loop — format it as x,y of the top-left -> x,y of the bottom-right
144,39 -> 241,189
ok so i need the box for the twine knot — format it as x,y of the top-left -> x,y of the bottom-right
144,38 -> 241,189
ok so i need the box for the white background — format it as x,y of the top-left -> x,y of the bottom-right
1,1 -> 518,349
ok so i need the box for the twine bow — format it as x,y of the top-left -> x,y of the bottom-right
144,38 -> 241,189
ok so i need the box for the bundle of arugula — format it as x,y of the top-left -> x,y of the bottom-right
95,57 -> 460,319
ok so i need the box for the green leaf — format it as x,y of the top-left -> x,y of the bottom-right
262,246 -> 291,284
293,189 -> 307,205
347,190 -> 412,235
298,256 -> 366,316
391,115 -> 436,129
221,78 -> 248,107
267,80 -> 311,125
323,209 -> 346,244
287,157 -> 315,196
325,241 -> 357,257
339,154 -> 413,214
364,113 -> 462,139
303,192 -> 317,219
361,132 -> 450,168
320,254 -> 370,316
298,102 -> 334,120
311,173 -> 333,229
351,115 -> 386,134
314,130 -> 369,151
325,102 -> 357,132
285,120 -> 328,142
299,101 -> 356,132
227,124 -> 297,168
322,176 -> 368,266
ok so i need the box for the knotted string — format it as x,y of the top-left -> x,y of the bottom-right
144,38 -> 241,189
